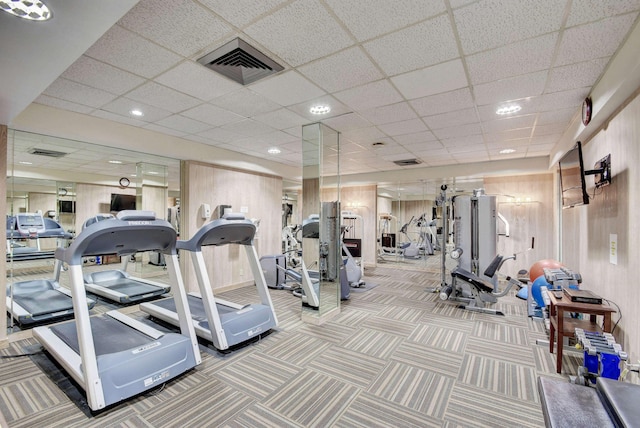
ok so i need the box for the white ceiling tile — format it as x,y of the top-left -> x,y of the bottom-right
546,58 -> 609,93
484,128 -> 532,142
283,126 -> 303,138
210,88 -> 282,117
91,109 -> 148,127
453,0 -> 566,54
155,61 -> 241,102
196,127 -> 245,144
181,103 -> 245,127
486,138 -> 530,149
34,95 -> 94,115
423,108 -> 479,130
359,102 -> 418,125
341,126 -> 387,144
537,108 -> 576,125
99,97 -> 173,122
298,47 -> 383,93
528,141 -> 555,151
473,71 -> 547,105
118,0 -> 232,57
482,114 -> 536,134
84,25 -> 182,79
286,95 -> 351,121
533,122 -> 568,136
244,0 -> 354,67
256,131 -> 300,147
433,123 -> 482,139
555,14 -> 637,66
446,142 -> 485,154
394,131 -> 438,145
410,88 -> 474,116
567,0 -> 640,27
440,134 -> 485,147
536,88 -> 587,110
154,114 -> 212,134
321,113 -> 372,132
221,119 -> 278,137
61,55 -> 146,95
326,0 -> 446,42
381,152 -> 415,162
43,78 -> 117,108
334,80 -> 403,111
467,33 -> 557,85
249,71 -> 326,106
530,135 -> 561,145
392,60 -> 468,100
126,82 -> 202,113
252,108 -> 310,130
404,140 -> 445,152
449,0 -> 477,8
199,0 -> 288,27
378,119 -> 428,137
364,15 -> 459,76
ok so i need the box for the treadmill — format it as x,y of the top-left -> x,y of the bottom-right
6,259 -> 96,326
81,212 -> 171,304
33,211 -> 201,411
7,213 -> 74,261
140,213 -> 278,351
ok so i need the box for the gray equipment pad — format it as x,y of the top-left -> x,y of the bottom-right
14,290 -> 73,317
95,277 -> 164,296
50,315 -> 154,356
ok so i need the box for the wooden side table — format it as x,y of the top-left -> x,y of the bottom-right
547,291 -> 616,374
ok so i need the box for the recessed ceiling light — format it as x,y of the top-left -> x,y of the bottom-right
500,148 -> 516,154
310,105 -> 331,115
18,161 -> 33,165
130,109 -> 144,117
108,160 -> 123,164
496,105 -> 522,115
0,0 -> 52,21
268,147 -> 281,154
147,171 -> 159,175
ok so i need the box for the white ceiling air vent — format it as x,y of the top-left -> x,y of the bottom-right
28,148 -> 68,157
393,159 -> 422,166
197,38 -> 284,85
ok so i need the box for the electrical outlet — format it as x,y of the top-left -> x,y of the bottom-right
239,268 -> 244,276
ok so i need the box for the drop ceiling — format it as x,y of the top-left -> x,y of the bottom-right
3,0 -> 640,193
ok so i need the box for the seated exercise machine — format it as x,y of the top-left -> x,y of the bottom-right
33,211 -> 201,411
439,253 -> 524,315
140,213 -> 278,350
6,257 -> 96,326
81,214 -> 171,304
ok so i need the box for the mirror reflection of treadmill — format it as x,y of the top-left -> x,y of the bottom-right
7,213 -> 73,261
140,214 -> 278,351
81,213 -> 171,304
6,259 -> 96,326
32,211 -> 201,411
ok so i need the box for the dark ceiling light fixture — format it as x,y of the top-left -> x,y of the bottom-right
197,38 -> 284,85
393,159 -> 422,166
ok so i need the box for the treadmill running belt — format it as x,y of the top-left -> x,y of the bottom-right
14,290 -> 73,317
153,295 -> 208,322
94,278 -> 164,296
50,315 -> 156,356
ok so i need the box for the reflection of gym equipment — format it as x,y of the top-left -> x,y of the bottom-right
81,214 -> 171,304
33,210 -> 201,411
281,224 -> 301,268
141,213 -> 277,350
378,213 -> 405,260
6,258 -> 96,326
341,211 -> 365,287
6,213 -> 73,261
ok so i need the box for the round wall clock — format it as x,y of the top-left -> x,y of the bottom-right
582,97 -> 592,126
119,177 -> 130,188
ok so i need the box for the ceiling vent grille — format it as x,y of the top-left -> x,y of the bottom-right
28,148 -> 68,158
197,38 -> 284,85
393,159 -> 422,166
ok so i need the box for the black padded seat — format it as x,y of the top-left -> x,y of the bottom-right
597,377 -> 640,427
451,267 -> 494,293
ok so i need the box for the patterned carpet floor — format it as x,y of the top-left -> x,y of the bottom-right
1,260 -> 580,427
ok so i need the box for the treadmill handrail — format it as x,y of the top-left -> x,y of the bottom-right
55,211 -> 177,265
176,217 -> 255,251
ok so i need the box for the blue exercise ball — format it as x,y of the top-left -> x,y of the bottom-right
531,276 -> 552,308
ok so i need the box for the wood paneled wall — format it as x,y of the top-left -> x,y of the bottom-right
484,174 -> 555,278
75,183 -> 136,232
560,90 -> 640,361
180,161 -> 282,292
321,185 -> 377,268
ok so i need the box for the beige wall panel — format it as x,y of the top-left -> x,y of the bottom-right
484,173 -> 555,278
181,161 -> 282,293
75,183 -> 136,232
28,192 -> 56,214
560,90 -> 640,362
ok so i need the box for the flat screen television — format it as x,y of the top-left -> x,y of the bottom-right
110,193 -> 137,212
558,141 -> 589,208
58,200 -> 75,213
